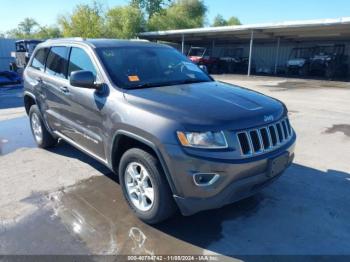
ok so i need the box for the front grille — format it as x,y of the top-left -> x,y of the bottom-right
236,118 -> 293,157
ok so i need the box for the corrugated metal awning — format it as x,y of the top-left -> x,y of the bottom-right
139,17 -> 350,43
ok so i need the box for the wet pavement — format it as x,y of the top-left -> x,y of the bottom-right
1,78 -> 350,258
0,116 -> 36,156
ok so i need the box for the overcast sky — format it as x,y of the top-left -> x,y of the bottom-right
1,0 -> 349,32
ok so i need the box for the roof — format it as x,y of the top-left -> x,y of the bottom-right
41,38 -> 164,48
139,17 -> 350,44
15,39 -> 43,44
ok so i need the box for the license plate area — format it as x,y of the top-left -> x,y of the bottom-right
267,152 -> 290,177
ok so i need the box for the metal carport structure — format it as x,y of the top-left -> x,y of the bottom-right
139,17 -> 350,76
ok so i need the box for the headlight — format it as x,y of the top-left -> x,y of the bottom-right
177,131 -> 228,149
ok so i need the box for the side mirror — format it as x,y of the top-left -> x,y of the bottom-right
70,70 -> 96,89
199,64 -> 208,74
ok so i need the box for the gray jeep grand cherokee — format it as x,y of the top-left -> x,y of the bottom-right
23,39 -> 296,224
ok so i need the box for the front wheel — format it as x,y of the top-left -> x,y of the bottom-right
119,148 -> 177,224
29,105 -> 57,148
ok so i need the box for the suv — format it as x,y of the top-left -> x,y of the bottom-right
23,39 -> 296,224
10,39 -> 43,73
286,47 -> 314,76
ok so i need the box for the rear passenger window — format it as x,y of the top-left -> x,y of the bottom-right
31,48 -> 49,71
68,47 -> 97,78
45,47 -> 69,79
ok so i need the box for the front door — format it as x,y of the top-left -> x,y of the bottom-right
60,47 -> 106,160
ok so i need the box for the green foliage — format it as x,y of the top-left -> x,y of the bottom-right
5,0 -> 221,39
227,16 -> 241,26
212,14 -> 241,27
6,18 -> 61,39
148,0 -> 207,31
35,26 -> 62,39
58,1 -> 106,38
212,14 -> 227,27
130,0 -> 172,18
106,6 -> 145,39
18,18 -> 39,36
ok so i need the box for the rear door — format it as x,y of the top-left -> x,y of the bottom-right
40,46 -> 71,131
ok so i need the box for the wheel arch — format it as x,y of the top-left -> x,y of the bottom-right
110,130 -> 178,195
24,91 -> 36,115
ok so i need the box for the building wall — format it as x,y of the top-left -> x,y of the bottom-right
0,38 -> 15,71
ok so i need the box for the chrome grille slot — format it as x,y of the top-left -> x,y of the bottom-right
282,120 -> 288,139
269,125 -> 278,146
249,130 -> 262,153
276,123 -> 283,142
260,128 -> 270,149
237,132 -> 251,155
236,117 -> 293,157
286,118 -> 292,135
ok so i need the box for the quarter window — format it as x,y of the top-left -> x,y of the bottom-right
68,47 -> 97,78
31,48 -> 49,71
45,47 -> 69,79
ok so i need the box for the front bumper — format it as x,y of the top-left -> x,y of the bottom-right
162,134 -> 296,216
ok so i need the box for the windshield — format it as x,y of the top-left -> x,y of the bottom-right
188,48 -> 206,57
290,48 -> 312,59
97,46 -> 212,89
26,43 -> 39,53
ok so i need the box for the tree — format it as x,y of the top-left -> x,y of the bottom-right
212,14 -> 227,26
6,18 -> 41,38
148,0 -> 207,31
227,16 -> 241,26
58,1 -> 105,38
34,26 -> 62,39
106,6 -> 145,39
130,0 -> 172,18
18,18 -> 39,36
212,14 -> 241,27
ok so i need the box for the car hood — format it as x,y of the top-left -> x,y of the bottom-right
124,81 -> 285,131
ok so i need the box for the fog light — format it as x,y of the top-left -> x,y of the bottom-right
193,173 -> 220,187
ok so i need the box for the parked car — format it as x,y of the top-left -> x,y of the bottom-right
286,47 -> 314,76
187,46 -> 219,73
217,48 -> 249,74
308,44 -> 348,79
10,39 -> 43,73
23,39 -> 296,224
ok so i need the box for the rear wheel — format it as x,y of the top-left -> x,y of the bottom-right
29,105 -> 57,148
119,148 -> 177,224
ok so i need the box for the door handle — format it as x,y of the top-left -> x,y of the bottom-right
60,86 -> 69,94
35,77 -> 43,83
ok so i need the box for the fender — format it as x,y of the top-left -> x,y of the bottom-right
111,130 -> 179,195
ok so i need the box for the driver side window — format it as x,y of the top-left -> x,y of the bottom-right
68,47 -> 97,79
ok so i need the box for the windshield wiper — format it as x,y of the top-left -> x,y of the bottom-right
127,79 -> 211,89
128,82 -> 166,89
177,79 -> 211,85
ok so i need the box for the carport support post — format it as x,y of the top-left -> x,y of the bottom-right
248,30 -> 254,76
181,34 -> 185,54
274,37 -> 281,75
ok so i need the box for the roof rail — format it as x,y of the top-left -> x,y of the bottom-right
130,38 -> 150,42
45,37 -> 86,42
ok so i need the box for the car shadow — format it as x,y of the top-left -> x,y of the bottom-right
47,141 -> 350,256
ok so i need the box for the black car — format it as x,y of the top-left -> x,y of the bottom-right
23,38 -> 296,224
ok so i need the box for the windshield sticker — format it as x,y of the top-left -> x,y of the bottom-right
128,75 -> 140,82
183,62 -> 202,73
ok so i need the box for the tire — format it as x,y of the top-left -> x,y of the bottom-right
119,148 -> 177,224
29,105 -> 57,148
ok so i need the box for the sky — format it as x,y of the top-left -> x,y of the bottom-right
0,0 -> 350,32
